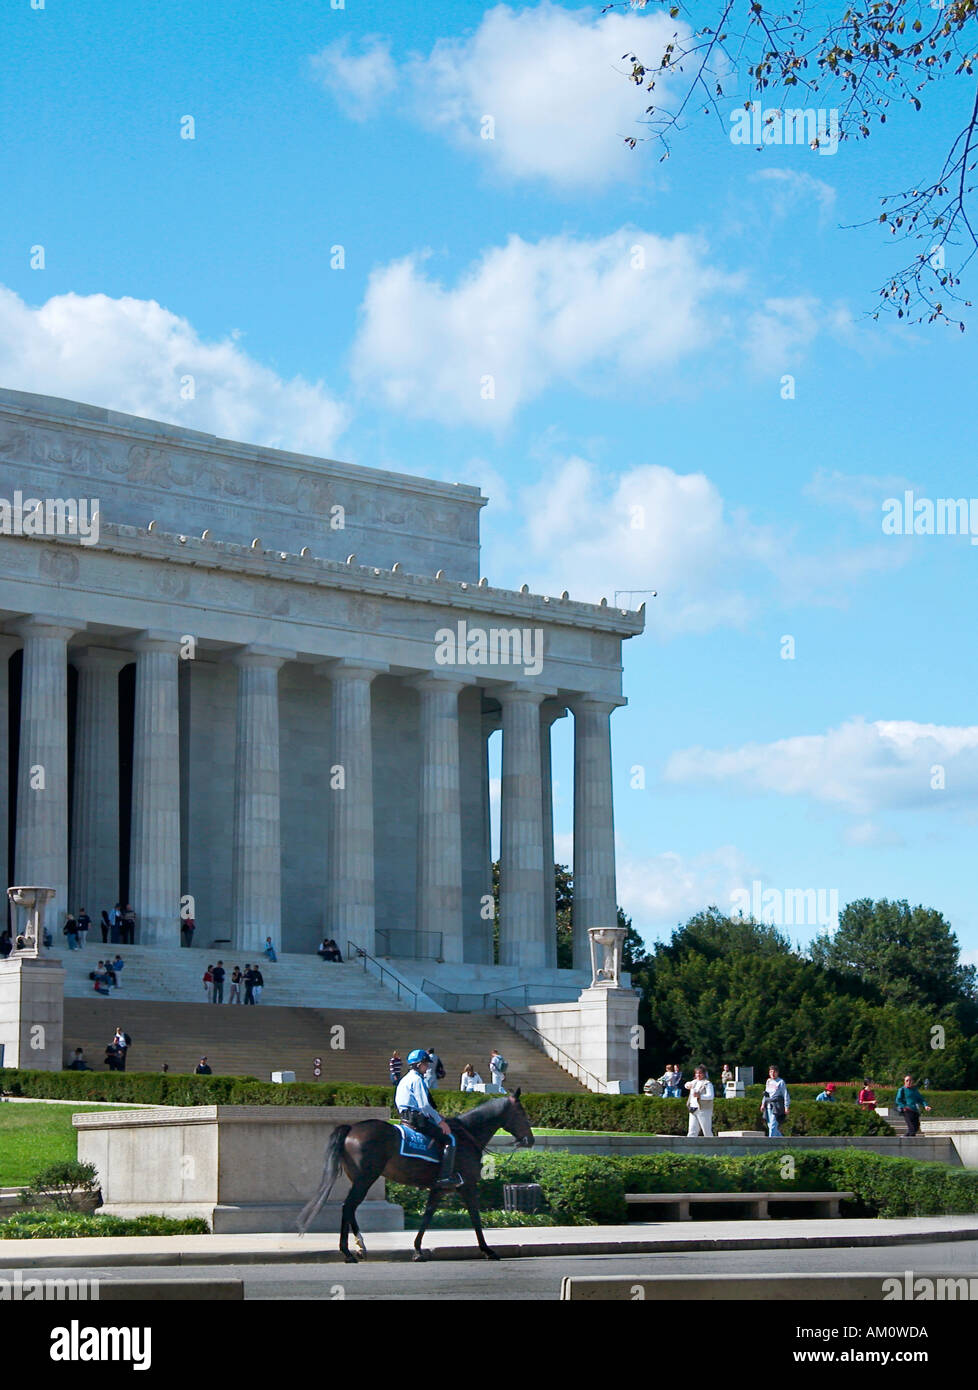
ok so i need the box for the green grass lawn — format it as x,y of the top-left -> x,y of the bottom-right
0,1104 -> 130,1187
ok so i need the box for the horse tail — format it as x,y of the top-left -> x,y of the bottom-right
296,1124 -> 351,1235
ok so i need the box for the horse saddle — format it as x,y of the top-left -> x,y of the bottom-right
394,1123 -> 441,1163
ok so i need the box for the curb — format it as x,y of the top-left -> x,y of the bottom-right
3,1223 -> 978,1269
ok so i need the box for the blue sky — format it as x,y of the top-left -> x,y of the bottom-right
2,0 -> 976,961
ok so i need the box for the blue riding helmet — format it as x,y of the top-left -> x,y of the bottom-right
406,1049 -> 430,1066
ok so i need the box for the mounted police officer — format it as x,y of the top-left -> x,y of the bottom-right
394,1048 -> 462,1188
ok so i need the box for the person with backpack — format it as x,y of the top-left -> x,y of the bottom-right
253,966 -> 264,1003
243,964 -> 256,1004
760,1065 -> 791,1137
489,1049 -> 507,1089
111,1026 -> 132,1072
426,1047 -> 445,1090
63,913 -> 80,950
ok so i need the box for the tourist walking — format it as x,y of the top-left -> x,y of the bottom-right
63,913 -> 80,950
229,966 -> 242,1004
426,1047 -> 444,1090
109,903 -> 122,945
212,961 -> 226,1004
815,1083 -> 837,1102
203,964 -> 213,999
389,1050 -> 403,1086
100,909 -> 111,944
760,1065 -> 790,1137
858,1079 -> 877,1110
111,1027 -> 131,1071
460,1063 -> 484,1092
659,1063 -> 683,1098
253,966 -> 264,1003
243,964 -> 257,1004
489,1049 -> 506,1089
685,1065 -> 715,1137
720,1063 -> 734,1094
894,1074 -> 931,1137
77,908 -> 91,947
121,904 -> 136,944
181,913 -> 196,949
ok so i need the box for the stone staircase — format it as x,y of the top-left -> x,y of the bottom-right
61,998 -> 588,1092
57,943 -> 405,1011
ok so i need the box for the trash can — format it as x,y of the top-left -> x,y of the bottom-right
503,1182 -> 544,1214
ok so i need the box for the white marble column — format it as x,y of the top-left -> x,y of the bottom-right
498,685 -> 548,970
409,675 -> 465,963
482,703 -> 500,966
540,700 -> 567,969
70,647 -> 126,919
129,634 -> 182,946
323,660 -> 386,957
12,618 -> 75,926
0,636 -> 20,902
571,696 -> 621,971
231,648 -> 286,952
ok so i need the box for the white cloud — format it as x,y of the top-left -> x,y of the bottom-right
843,821 -> 906,848
480,453 -> 900,633
309,36 -> 397,121
804,467 -> 914,517
747,295 -> 823,371
404,1 -> 682,190
752,169 -> 837,221
665,717 -> 978,815
0,286 -> 348,455
351,229 -> 731,427
617,844 -> 761,936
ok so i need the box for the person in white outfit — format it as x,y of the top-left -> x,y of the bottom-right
460,1063 -> 483,1091
685,1065 -> 715,1137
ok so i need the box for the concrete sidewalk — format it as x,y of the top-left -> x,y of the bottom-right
3,1216 -> 977,1268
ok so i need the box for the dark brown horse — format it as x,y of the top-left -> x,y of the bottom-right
297,1090 -> 534,1262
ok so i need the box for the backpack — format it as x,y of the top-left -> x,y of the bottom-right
124,1033 -> 132,1047
435,1058 -> 446,1080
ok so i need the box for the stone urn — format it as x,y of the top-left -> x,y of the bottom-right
587,926 -> 626,988
6,886 -> 57,958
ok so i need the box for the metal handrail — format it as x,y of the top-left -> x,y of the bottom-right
347,940 -> 419,1010
491,995 -> 606,1094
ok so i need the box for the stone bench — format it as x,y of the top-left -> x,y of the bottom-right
624,1190 -> 854,1220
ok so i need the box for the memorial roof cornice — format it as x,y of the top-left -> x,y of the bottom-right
0,388 -> 487,508
79,523 -> 647,636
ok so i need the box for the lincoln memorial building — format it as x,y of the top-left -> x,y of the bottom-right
0,387 -> 644,992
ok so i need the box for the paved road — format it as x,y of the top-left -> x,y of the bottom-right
22,1241 -> 978,1299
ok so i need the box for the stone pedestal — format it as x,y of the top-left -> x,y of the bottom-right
576,985 -> 639,1094
73,1105 -> 405,1233
0,956 -> 66,1070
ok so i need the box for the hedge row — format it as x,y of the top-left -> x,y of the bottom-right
0,1069 -> 894,1135
390,1149 -> 978,1225
742,1084 -> 978,1116
0,1212 -> 210,1239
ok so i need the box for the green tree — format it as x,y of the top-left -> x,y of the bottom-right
810,898 -> 977,1017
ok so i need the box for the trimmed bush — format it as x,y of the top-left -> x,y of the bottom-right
0,1211 -> 210,1238
0,1069 -> 896,1134
743,1085 -> 978,1118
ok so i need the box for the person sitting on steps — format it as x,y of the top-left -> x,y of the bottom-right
394,1048 -> 462,1189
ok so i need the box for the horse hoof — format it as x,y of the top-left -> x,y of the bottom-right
344,1253 -> 359,1265
482,1249 -> 500,1261
412,1251 -> 430,1263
